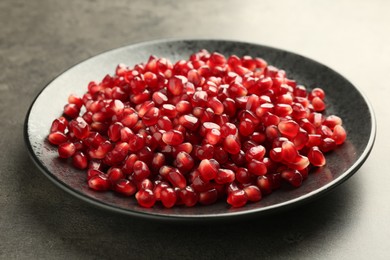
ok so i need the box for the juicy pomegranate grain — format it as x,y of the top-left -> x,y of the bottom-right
48,50 -> 347,208
58,142 -> 76,158
88,174 -> 111,191
227,189 -> 248,207
136,189 -> 156,208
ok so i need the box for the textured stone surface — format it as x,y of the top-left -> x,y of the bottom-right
0,0 -> 389,259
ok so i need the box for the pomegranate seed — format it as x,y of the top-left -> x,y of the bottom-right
107,167 -> 124,184
257,176 -> 273,195
239,119 -> 255,136
48,131 -> 68,145
247,159 -> 267,176
215,169 -> 235,184
50,117 -> 68,133
70,117 -> 90,139
332,125 -> 347,145
281,141 -> 299,163
175,152 -> 195,173
162,130 -> 184,146
243,185 -> 262,202
136,189 -> 156,208
142,107 -> 160,126
72,151 -> 88,169
199,188 -> 218,205
58,142 -> 76,158
227,189 -> 248,207
278,120 -> 299,138
133,160 -> 151,181
88,174 -> 110,191
308,146 -> 326,167
160,187 -> 177,208
198,159 -> 219,181
167,170 -> 187,189
178,186 -> 198,207
114,179 -> 137,196
245,145 -> 266,162
63,103 -> 80,119
223,135 -> 241,155
281,169 -> 303,188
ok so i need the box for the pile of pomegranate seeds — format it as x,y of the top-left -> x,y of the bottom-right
48,50 -> 347,208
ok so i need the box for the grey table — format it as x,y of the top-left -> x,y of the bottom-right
1,0 -> 388,259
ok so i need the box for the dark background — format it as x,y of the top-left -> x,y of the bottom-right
1,0 -> 388,259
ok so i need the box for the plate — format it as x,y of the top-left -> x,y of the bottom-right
24,39 -> 376,220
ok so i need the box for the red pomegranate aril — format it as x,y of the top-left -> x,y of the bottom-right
128,133 -> 145,152
215,169 -> 235,184
278,120 -> 299,138
151,152 -> 165,172
323,115 -> 342,129
107,167 -> 124,184
152,91 -> 168,106
50,117 -> 68,133
306,134 -> 322,147
243,185 -> 262,202
213,146 -> 229,164
245,145 -> 266,162
87,168 -> 103,180
139,178 -> 154,190
63,103 -> 80,119
114,179 -> 137,196
178,114 -> 199,131
178,186 -> 198,207
88,174 -> 110,191
162,130 -> 184,146
235,167 -> 251,184
108,122 -> 123,142
223,135 -> 241,155
48,131 -> 68,145
281,141 -> 299,163
72,151 -> 88,169
142,107 -> 160,126
293,129 -> 309,150
88,140 -> 113,159
70,117 -> 90,139
238,119 -> 255,137
281,169 -> 303,188
58,142 -> 76,158
332,125 -> 347,145
231,150 -> 246,166
199,188 -> 218,205
288,155 -> 310,171
175,152 -> 195,173
153,181 -> 170,200
205,128 -> 221,145
133,160 -> 151,181
167,170 -> 187,189
257,176 -> 273,195
194,144 -> 214,160
136,189 -> 156,208
176,100 -> 192,114
247,159 -> 267,176
160,187 -> 177,208
320,137 -> 337,152
227,189 -> 248,207
310,87 -> 325,100
198,159 -> 219,181
308,146 -> 326,167
270,147 -> 283,162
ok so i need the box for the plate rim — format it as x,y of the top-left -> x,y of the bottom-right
24,38 -> 377,221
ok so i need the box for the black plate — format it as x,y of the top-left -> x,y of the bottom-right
24,39 -> 376,221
